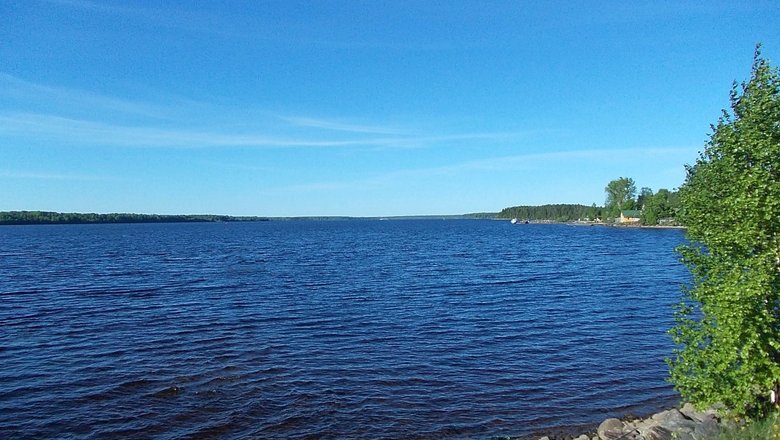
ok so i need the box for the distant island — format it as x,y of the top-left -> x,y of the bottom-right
0,211 -> 270,225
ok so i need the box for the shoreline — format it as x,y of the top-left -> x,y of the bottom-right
519,402 -> 725,440
505,219 -> 686,229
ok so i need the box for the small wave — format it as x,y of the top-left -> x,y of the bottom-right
118,378 -> 159,390
1,221 -> 689,439
149,385 -> 184,399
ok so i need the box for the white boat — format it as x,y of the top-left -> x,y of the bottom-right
510,218 -> 518,224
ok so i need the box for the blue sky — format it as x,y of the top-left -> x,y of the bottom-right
1,1 -> 778,216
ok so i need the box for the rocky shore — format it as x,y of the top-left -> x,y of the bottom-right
526,403 -> 725,440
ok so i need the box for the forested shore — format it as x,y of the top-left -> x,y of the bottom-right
496,204 -> 596,222
0,211 -> 495,225
0,211 -> 269,225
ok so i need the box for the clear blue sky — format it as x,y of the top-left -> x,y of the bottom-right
1,1 -> 778,216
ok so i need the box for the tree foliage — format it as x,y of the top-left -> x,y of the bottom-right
640,188 -> 680,226
637,187 -> 654,209
497,204 -> 598,222
605,177 -> 637,217
668,47 -> 780,416
0,211 -> 269,225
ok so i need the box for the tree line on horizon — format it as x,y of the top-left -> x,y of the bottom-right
497,204 -> 597,222
497,180 -> 681,225
0,211 -> 269,225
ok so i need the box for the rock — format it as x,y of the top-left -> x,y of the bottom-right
613,430 -> 640,440
677,431 -> 696,440
679,402 -> 702,422
536,405 -> 725,440
680,402 -> 719,423
644,426 -> 672,440
651,409 -> 697,433
692,415 -> 721,439
632,418 -> 657,431
640,425 -> 696,440
597,418 -> 625,440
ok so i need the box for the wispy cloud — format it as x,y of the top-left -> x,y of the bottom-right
38,0 -> 470,51
270,146 -> 697,193
0,73 -> 175,120
0,170 -> 111,181
279,181 -> 354,192
327,147 -> 696,182
38,0 -> 267,41
197,160 -> 276,173
415,146 -> 698,174
281,116 -> 409,135
0,112 -> 516,149
0,112 -> 346,148
1,74 -> 527,151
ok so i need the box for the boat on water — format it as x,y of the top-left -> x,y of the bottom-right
510,218 -> 518,224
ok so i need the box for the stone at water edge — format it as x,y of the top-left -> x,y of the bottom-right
597,418 -> 625,440
538,405 -> 725,440
643,426 -> 672,440
679,402 -> 719,424
650,408 -> 697,433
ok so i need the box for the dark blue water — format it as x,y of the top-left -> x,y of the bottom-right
0,220 -> 688,439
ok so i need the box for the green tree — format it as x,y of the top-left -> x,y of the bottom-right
640,188 -> 678,225
641,193 -> 659,226
666,190 -> 681,218
587,203 -> 599,221
497,204 -> 596,221
637,186 -> 654,209
654,189 -> 671,219
668,47 -> 780,417
605,177 -> 637,217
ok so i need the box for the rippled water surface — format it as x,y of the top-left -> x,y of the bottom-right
0,220 -> 689,439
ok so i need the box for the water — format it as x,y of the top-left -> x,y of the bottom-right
0,220 -> 689,439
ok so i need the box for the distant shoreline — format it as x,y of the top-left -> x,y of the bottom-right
0,211 -> 685,228
0,210 -> 496,226
503,218 -> 686,229
0,211 -> 270,226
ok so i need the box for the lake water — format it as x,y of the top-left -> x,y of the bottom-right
0,220 -> 689,439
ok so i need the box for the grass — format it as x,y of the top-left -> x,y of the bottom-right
715,412 -> 779,440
